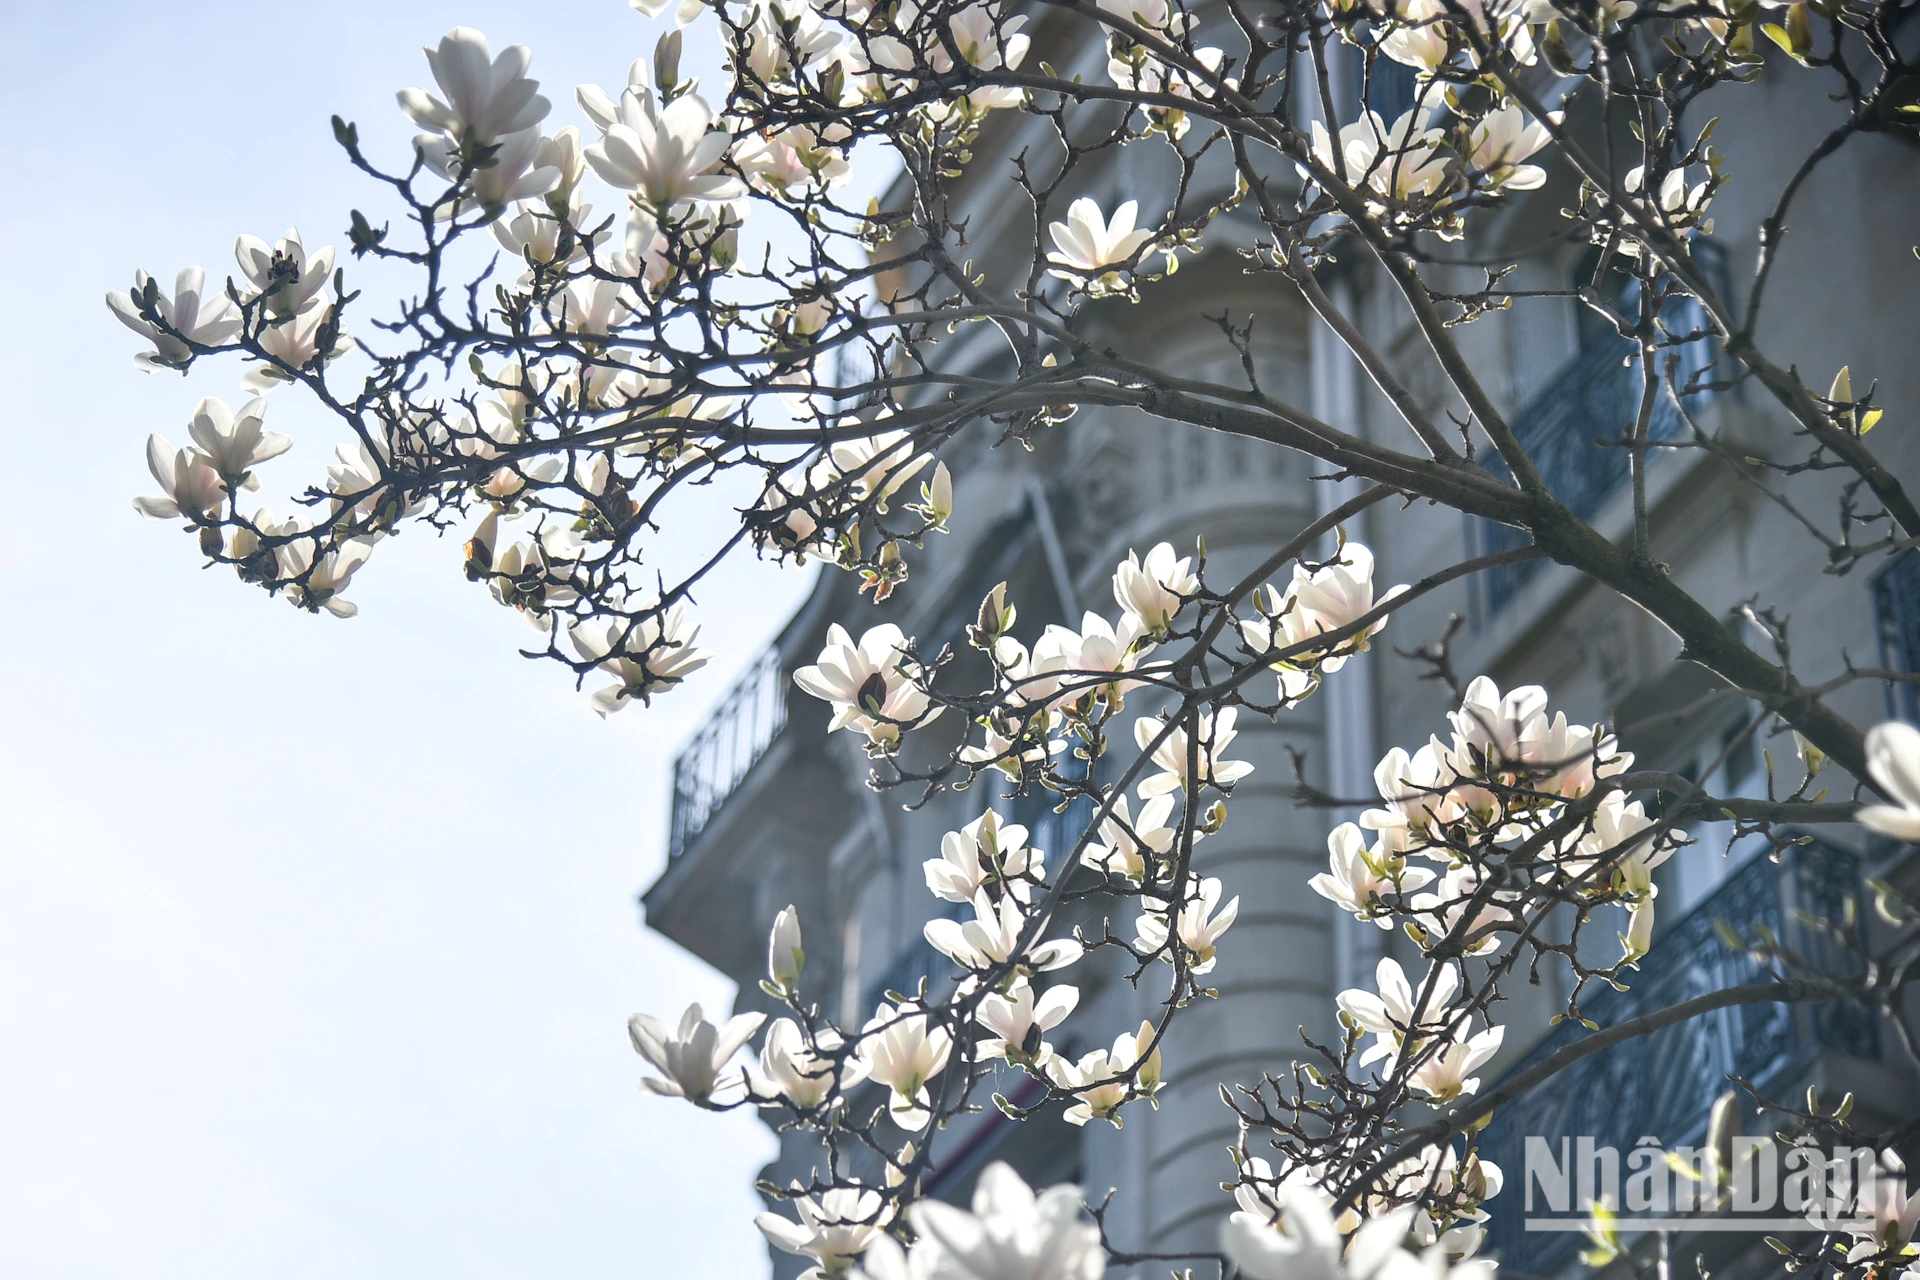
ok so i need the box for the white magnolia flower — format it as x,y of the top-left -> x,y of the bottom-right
858,1002 -> 952,1131
1362,742 -> 1465,853
794,623 -> 939,752
106,267 -> 241,371
924,890 -> 1084,974
1026,611 -> 1154,711
398,27 -> 550,147
925,810 -> 1041,904
1571,792 -> 1677,898
1134,874 -> 1240,974
753,1018 -> 868,1110
1846,1155 -> 1920,1261
1095,0 -> 1189,35
1228,1157 -> 1361,1239
234,228 -> 335,319
132,434 -> 226,521
948,5 -> 1030,73
1447,676 -> 1552,777
243,302 -> 350,391
585,92 -> 743,209
1311,822 -> 1434,926
1135,708 -> 1255,797
907,1162 -> 1106,1280
1337,957 -> 1462,1066
1080,793 -> 1180,883
1624,163 -> 1711,223
567,603 -> 712,715
1112,542 -> 1199,637
628,1002 -> 765,1104
180,396 -> 290,492
769,905 -> 805,993
757,1184 -> 892,1280
1223,1184 -> 1444,1280
1309,110 -> 1453,209
1046,197 -> 1155,281
828,428 -> 932,506
1860,722 -> 1920,841
1621,897 -> 1657,963
417,125 -> 559,214
1465,106 -> 1554,193
277,538 -> 374,618
976,977 -> 1079,1066
1282,542 -> 1401,670
1408,1025 -> 1504,1102
1405,863 -> 1519,955
1046,1020 -> 1163,1127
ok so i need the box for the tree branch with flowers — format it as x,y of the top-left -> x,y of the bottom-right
114,0 -> 1920,1276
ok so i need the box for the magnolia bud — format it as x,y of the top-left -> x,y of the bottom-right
767,905 -> 804,994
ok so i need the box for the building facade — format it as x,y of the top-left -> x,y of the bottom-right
642,33 -> 1920,1280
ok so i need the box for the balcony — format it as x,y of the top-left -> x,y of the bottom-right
667,645 -> 789,862
1477,244 -> 1730,616
1475,837 -> 1874,1275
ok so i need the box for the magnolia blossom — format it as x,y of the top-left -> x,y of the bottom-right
1025,611 -> 1154,711
277,538 -> 374,618
794,623 -> 939,751
235,228 -> 334,319
182,395 -> 291,491
1278,542 -> 1401,671
753,1018 -> 866,1110
1309,110 -> 1453,210
1624,163 -> 1712,226
1135,708 -> 1255,797
417,125 -> 560,213
976,977 -> 1079,1066
948,5 -> 1031,73
1464,107 -> 1554,193
243,303 -> 350,391
1859,721 -> 1920,841
585,93 -> 743,209
1447,676 -> 1551,777
1045,197 -> 1155,282
1846,1156 -> 1920,1261
925,810 -> 1041,904
1080,793 -> 1180,883
1222,1183 -> 1494,1280
1337,957 -> 1462,1067
132,435 -> 227,522
757,1184 -> 892,1280
1408,864 -> 1519,956
567,604 -> 713,715
1113,542 -> 1199,637
107,267 -> 241,371
1408,1025 -> 1504,1102
629,1002 -> 765,1104
1362,742 -> 1463,853
924,890 -> 1083,974
1134,874 -> 1240,974
1311,822 -> 1434,926
828,429 -> 931,506
904,1162 -> 1106,1280
1046,1020 -> 1164,1127
398,27 -> 550,147
768,905 -> 804,993
858,1002 -> 952,1131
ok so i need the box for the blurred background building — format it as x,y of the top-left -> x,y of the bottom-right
642,34 -> 1920,1280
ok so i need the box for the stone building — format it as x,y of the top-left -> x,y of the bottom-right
642,32 -> 1920,1280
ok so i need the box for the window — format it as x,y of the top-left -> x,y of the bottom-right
1875,549 -> 1920,722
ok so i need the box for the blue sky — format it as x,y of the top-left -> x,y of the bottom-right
0,4 -> 824,1276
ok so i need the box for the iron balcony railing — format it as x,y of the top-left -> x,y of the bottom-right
1477,244 -> 1730,616
667,645 -> 789,862
1874,549 -> 1920,723
1476,838 -> 1874,1275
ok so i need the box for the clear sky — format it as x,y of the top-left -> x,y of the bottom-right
0,4 -> 823,1276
